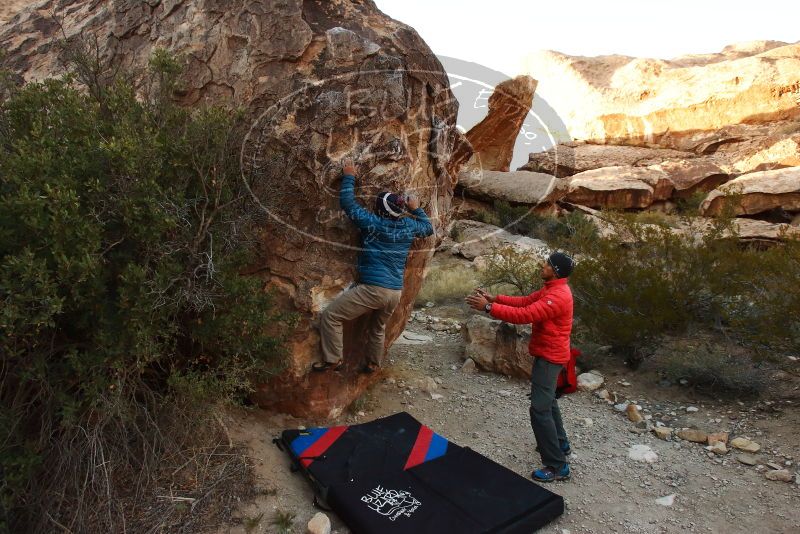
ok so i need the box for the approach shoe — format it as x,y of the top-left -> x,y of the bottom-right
532,464 -> 570,483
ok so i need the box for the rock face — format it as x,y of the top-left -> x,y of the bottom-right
565,162 -> 730,210
701,167 -> 800,217
462,315 -> 532,378
569,203 -> 800,246
520,143 -> 697,177
458,75 -> 537,172
519,41 -> 800,149
457,169 -> 567,209
0,0 -> 28,25
565,166 -> 668,209
448,220 -> 549,260
1,0 -> 466,419
522,129 -> 800,179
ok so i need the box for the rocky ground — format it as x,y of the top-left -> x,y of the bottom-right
216,303 -> 799,534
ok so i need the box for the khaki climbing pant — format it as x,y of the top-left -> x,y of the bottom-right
319,283 -> 402,366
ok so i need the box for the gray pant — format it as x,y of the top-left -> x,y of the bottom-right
319,283 -> 402,366
530,357 -> 569,470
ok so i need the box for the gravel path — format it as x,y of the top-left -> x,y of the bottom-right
218,324 -> 799,534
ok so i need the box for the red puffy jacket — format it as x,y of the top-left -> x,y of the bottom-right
489,278 -> 574,365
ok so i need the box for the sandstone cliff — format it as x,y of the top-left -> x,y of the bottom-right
520,41 -> 800,150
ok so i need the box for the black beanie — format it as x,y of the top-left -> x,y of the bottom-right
375,191 -> 405,218
548,252 -> 574,278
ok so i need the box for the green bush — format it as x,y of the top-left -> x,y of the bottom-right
480,213 -> 800,368
0,50 -> 294,532
473,200 -> 598,250
479,246 -> 542,295
632,210 -> 680,227
674,191 -> 707,216
471,208 -> 501,227
569,220 -> 707,364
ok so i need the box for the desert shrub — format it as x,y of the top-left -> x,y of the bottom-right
656,346 -> 767,396
674,191 -> 707,215
633,210 -> 680,228
487,200 -> 598,249
480,212 -> 800,368
698,235 -> 800,356
449,223 -> 464,241
416,263 -> 479,305
471,208 -> 501,227
0,50 -> 294,532
270,510 -> 296,534
570,220 -> 706,364
479,246 -> 542,295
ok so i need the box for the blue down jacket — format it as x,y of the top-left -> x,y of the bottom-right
340,174 -> 433,290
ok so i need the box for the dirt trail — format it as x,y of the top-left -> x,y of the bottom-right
218,320 -> 799,534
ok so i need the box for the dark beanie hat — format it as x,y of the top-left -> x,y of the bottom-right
548,252 -> 574,278
375,191 -> 405,218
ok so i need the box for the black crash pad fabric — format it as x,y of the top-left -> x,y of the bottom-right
281,412 -> 457,487
278,412 -> 563,533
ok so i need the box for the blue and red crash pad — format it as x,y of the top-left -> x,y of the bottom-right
277,412 -> 564,533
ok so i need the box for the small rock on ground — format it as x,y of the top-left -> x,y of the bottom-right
307,512 -> 331,534
765,470 -> 794,483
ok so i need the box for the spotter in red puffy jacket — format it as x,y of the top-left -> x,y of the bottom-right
488,278 -> 574,366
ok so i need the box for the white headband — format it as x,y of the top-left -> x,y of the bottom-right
381,193 -> 402,217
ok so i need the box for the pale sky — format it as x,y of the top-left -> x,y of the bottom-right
375,0 -> 799,76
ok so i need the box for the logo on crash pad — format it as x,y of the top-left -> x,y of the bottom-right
361,485 -> 421,521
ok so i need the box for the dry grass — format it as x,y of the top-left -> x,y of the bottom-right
416,263 -> 479,305
20,402 -> 256,534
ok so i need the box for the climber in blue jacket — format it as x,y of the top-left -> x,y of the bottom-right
313,159 -> 434,374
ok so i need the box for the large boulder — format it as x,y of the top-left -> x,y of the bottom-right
448,220 -> 549,260
455,75 -> 537,172
450,195 -> 494,220
1,0 -> 466,419
457,169 -> 568,209
714,130 -> 800,174
565,161 -> 730,209
519,41 -> 800,150
569,204 -> 800,245
521,128 -> 800,180
520,143 -> 697,177
462,315 -> 532,378
701,167 -> 800,217
729,218 -> 800,244
652,160 -> 731,198
565,166 -> 672,209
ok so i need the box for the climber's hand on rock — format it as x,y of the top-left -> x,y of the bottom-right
343,159 -> 356,176
406,194 -> 419,211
